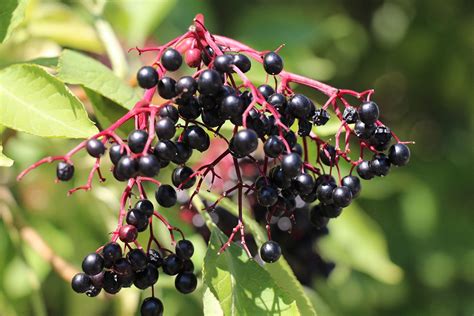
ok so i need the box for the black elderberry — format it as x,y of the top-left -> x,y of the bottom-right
201,45 -> 215,65
103,271 -> 122,294
163,254 -> 183,275
260,240 -> 282,263
317,182 -> 336,204
116,156 -> 138,179
161,48 -> 182,71
176,240 -> 194,259
141,297 -> 164,316
177,96 -> 201,120
320,203 -> 343,218
283,130 -> 297,148
158,77 -> 177,99
155,184 -> 177,207
309,204 -> 330,229
264,135 -> 284,158
268,93 -> 287,113
126,209 -> 149,232
341,175 -> 361,198
71,273 -> 91,293
159,104 -> 179,123
119,224 -> 138,243
57,162 -> 74,181
281,153 -> 302,178
138,155 -> 160,177
82,253 -> 104,276
292,143 -> 303,156
313,109 -> 330,126
354,120 -> 376,139
230,129 -> 259,157
343,106 -> 359,124
319,145 -> 337,166
128,130 -> 148,153
388,143 -> 410,166
148,249 -> 163,268
293,173 -> 315,196
175,272 -> 197,294
154,140 -> 177,162
155,117 -> 176,140
172,166 -> 196,189
288,94 -> 312,119
202,109 -> 225,127
182,125 -> 210,152
233,53 -> 251,73
219,95 -> 243,119
214,54 -> 234,73
102,242 -> 122,263
199,94 -> 217,110
371,153 -> 391,176
198,69 -> 222,96
109,144 -> 125,165
175,76 -> 197,97
263,52 -> 283,75
85,285 -> 101,297
127,249 -> 148,272
358,101 -> 379,124
172,142 -> 193,164
137,66 -> 159,89
369,126 -> 392,151
298,119 -> 312,136
90,271 -> 104,288
257,84 -> 275,101
182,259 -> 194,272
270,166 -> 292,189
257,186 -> 279,207
332,186 -> 352,208
135,199 -> 154,217
86,139 -> 105,158
134,264 -> 159,289
356,160 -> 374,180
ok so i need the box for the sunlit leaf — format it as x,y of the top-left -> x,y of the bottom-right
0,144 -> 14,167
0,64 -> 98,138
0,0 -> 27,43
58,49 -> 140,110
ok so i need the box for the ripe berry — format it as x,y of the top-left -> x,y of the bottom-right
135,199 -> 154,217
369,126 -> 392,151
257,186 -> 279,207
388,143 -> 410,166
82,253 -> 104,276
263,52 -> 283,75
288,94 -> 312,119
268,93 -> 287,113
320,145 -> 337,166
371,153 -> 391,176
116,156 -> 138,179
182,125 -> 210,152
219,95 -> 243,119
298,119 -> 312,136
230,129 -> 259,157
354,120 -> 376,139
317,182 -> 336,204
175,76 -> 197,96
185,48 -> 201,67
257,84 -> 275,101
214,54 -> 234,73
71,273 -> 92,293
109,144 -> 125,165
137,66 -> 158,89
198,69 -> 222,96
85,286 -> 101,297
281,153 -> 302,178
358,101 -> 379,124
141,297 -> 164,316
158,77 -> 177,99
313,109 -> 330,126
309,204 -> 330,229
172,166 -> 196,189
343,106 -> 359,123
86,139 -> 105,158
127,249 -> 148,272
161,48 -> 182,71
175,272 -> 197,294
332,186 -> 352,208
103,271 -> 121,294
126,209 -> 149,232
119,224 -> 138,243
341,175 -> 361,198
155,184 -> 177,207
138,155 -> 160,177
57,162 -> 74,181
177,96 -> 201,120
182,259 -> 194,272
155,117 -> 176,140
293,173 -> 315,195
233,54 -> 251,73
102,242 -> 122,263
176,240 -> 194,259
154,140 -> 177,162
320,203 -> 343,218
159,104 -> 179,123
128,130 -> 148,153
264,135 -> 284,158
163,254 -> 183,275
148,249 -> 163,269
172,142 -> 193,164
134,264 -> 158,289
260,240 -> 282,263
201,46 -> 215,65
356,161 -> 374,180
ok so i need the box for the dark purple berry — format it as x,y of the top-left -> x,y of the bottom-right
137,66 -> 158,89
263,52 -> 283,75
260,240 -> 281,263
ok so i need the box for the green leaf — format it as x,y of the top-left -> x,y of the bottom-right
58,49 -> 140,110
197,191 -> 317,315
318,204 -> 403,284
0,64 -> 98,138
203,226 -> 299,315
83,87 -> 132,137
0,145 -> 14,167
0,0 -> 27,43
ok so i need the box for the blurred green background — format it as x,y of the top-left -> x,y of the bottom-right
1,0 -> 473,315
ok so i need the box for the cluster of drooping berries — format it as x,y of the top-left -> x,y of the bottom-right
18,14 -> 411,315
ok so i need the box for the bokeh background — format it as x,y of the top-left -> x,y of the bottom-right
1,0 -> 473,315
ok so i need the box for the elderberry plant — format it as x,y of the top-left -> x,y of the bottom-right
16,14 -> 411,315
